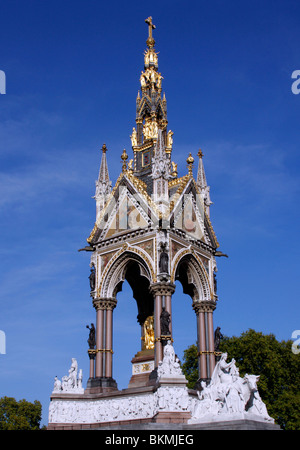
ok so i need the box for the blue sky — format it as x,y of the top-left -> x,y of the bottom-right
0,0 -> 299,426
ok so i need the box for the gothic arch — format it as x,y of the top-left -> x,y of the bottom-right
173,250 -> 212,303
99,249 -> 154,324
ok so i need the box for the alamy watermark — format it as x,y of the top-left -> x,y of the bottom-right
0,70 -> 6,94
0,330 -> 6,354
291,330 -> 300,355
291,70 -> 300,95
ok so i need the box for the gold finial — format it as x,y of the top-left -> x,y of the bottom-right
197,149 -> 203,158
121,148 -> 128,172
145,16 -> 156,48
101,143 -> 107,153
187,153 -> 194,177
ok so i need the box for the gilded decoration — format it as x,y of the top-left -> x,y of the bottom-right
142,315 -> 154,350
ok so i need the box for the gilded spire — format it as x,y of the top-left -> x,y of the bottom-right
131,17 -> 169,192
141,16 -> 161,90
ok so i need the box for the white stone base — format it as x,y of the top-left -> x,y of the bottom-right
48,383 -> 190,426
48,388 -> 274,428
188,411 -> 275,425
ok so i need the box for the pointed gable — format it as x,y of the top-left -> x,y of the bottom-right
87,172 -> 159,244
169,177 -> 219,249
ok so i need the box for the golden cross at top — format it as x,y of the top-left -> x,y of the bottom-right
145,16 -> 156,48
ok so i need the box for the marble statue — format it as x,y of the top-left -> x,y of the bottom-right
157,340 -> 183,378
189,353 -> 274,423
52,358 -> 84,394
49,351 -> 275,427
53,376 -> 62,393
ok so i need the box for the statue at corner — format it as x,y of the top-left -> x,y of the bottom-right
86,323 -> 96,349
166,130 -> 173,148
214,326 -> 223,352
53,358 -> 84,394
159,242 -> 169,274
89,264 -> 96,291
53,376 -> 62,393
157,340 -> 183,378
130,127 -> 137,147
62,357 -> 78,390
160,307 -> 171,336
190,353 -> 274,423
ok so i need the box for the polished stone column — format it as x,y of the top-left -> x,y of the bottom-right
207,308 -> 216,377
198,309 -> 207,379
88,350 -> 96,379
92,297 -> 117,389
154,293 -> 163,366
105,307 -> 113,378
193,300 -> 216,384
93,299 -> 105,379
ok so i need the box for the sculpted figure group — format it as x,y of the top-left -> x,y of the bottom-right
50,347 -> 274,425
53,358 -> 84,394
191,352 -> 274,422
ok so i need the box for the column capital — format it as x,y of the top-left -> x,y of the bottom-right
87,349 -> 97,360
93,297 -> 117,311
150,282 -> 176,296
192,300 -> 216,314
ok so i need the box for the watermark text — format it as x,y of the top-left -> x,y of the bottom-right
291,330 -> 300,354
0,330 -> 6,354
0,70 -> 6,94
291,70 -> 300,95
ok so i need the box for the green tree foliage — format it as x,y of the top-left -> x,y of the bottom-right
181,343 -> 199,389
181,329 -> 300,430
0,396 -> 42,430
